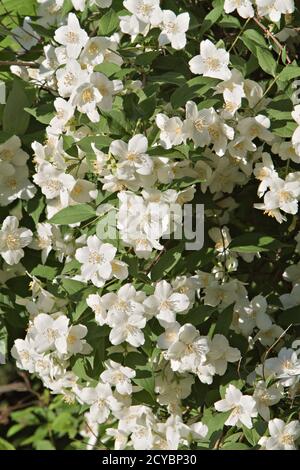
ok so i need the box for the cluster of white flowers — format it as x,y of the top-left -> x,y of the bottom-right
0,136 -> 36,206
3,0 -> 300,451
12,312 -> 91,393
224,0 -> 295,21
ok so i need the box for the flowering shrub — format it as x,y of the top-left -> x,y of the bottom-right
1,0 -> 300,451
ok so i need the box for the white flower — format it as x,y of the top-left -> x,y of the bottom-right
105,285 -> 146,347
11,338 -> 38,373
0,216 -> 33,265
56,324 -> 91,355
159,11 -> 190,50
79,383 -> 120,424
292,104 -> 300,156
254,152 -> 278,197
224,0 -> 254,18
110,135 -> 153,176
215,384 -> 257,429
183,101 -> 234,155
207,334 -> 241,376
280,284 -> 300,309
256,0 -> 295,23
75,235 -> 120,287
70,82 -> 102,123
263,177 -> 300,216
259,418 -> 300,450
70,73 -> 122,122
70,179 -> 97,204
253,381 -> 283,421
91,72 -> 123,111
50,98 -> 74,132
155,114 -> 185,149
119,14 -> 149,38
0,135 -> 28,176
189,39 -> 231,81
30,222 -> 53,264
167,324 -> 209,373
56,59 -> 89,98
183,101 -> 213,148
33,163 -> 75,205
235,295 -> 272,336
238,115 -> 274,144
101,360 -> 136,395
0,168 -> 36,206
86,293 -> 108,326
264,347 -> 300,387
144,280 -> 190,326
124,0 -> 162,26
32,313 -> 69,353
54,13 -> 88,59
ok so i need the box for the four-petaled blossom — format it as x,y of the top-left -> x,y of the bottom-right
189,39 -> 231,81
0,216 -> 33,265
159,11 -> 190,50
259,418 -> 300,450
215,384 -> 258,429
54,13 -> 88,58
75,235 -> 121,287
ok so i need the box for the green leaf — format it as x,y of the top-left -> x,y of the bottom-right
133,374 -> 155,400
229,233 -> 285,253
151,243 -> 184,282
198,0 -> 224,38
256,47 -> 277,77
24,104 -> 54,124
278,65 -> 300,82
136,51 -> 160,66
222,442 -> 250,450
31,265 -> 58,281
98,9 -> 119,36
171,77 -> 219,108
0,437 -> 15,450
61,278 -> 86,297
35,440 -> 55,450
3,79 -> 30,135
48,204 -> 96,225
214,305 -> 233,336
26,195 -> 45,224
278,305 -> 300,326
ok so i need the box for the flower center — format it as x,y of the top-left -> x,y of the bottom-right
5,233 -> 20,250
64,72 -> 76,86
0,150 -> 13,161
6,177 -> 17,189
208,126 -> 220,139
65,31 -> 79,44
45,179 -> 63,192
194,118 -> 206,132
279,190 -> 293,204
205,57 -> 221,71
88,251 -> 104,264
165,21 -> 178,34
82,88 -> 94,103
280,433 -> 294,445
98,85 -> 109,96
88,43 -> 99,55
67,334 -> 77,345
137,2 -> 154,16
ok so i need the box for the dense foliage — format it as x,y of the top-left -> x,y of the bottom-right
1,0 -> 300,451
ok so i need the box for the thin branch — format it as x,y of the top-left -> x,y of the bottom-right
252,17 -> 292,64
262,323 -> 292,380
0,60 -> 38,67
